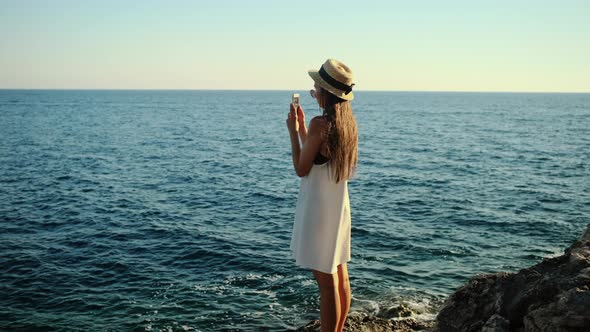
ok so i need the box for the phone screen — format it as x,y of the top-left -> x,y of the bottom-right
292,93 -> 300,107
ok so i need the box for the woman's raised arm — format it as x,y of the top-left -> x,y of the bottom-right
287,116 -> 325,177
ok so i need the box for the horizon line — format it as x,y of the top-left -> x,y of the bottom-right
1,88 -> 589,94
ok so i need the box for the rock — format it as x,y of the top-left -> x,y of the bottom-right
376,304 -> 414,319
523,286 -> 590,331
293,312 -> 434,332
435,224 -> 590,332
343,313 -> 393,332
295,319 -> 321,332
481,314 -> 510,332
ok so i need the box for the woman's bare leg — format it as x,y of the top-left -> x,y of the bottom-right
336,263 -> 351,331
313,270 -> 341,332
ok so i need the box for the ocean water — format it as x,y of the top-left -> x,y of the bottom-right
1,90 -> 589,331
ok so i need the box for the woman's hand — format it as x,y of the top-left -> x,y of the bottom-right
286,103 -> 299,133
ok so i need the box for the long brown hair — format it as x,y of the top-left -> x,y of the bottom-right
317,87 -> 358,183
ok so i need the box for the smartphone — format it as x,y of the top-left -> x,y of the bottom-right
292,93 -> 300,110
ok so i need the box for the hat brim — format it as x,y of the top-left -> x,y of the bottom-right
308,70 -> 354,101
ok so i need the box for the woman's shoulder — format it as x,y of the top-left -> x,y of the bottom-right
309,115 -> 329,129
308,116 -> 330,140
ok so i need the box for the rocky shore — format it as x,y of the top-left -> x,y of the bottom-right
295,224 -> 590,332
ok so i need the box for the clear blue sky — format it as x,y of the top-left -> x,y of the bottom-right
1,0 -> 589,91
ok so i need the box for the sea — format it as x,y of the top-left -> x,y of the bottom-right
1,90 -> 589,331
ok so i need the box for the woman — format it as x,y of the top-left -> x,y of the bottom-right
286,59 -> 358,332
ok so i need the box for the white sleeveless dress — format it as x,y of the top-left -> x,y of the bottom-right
290,161 -> 351,274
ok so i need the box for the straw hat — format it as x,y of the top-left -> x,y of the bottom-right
308,59 -> 355,101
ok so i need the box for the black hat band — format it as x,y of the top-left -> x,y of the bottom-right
319,66 -> 354,94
